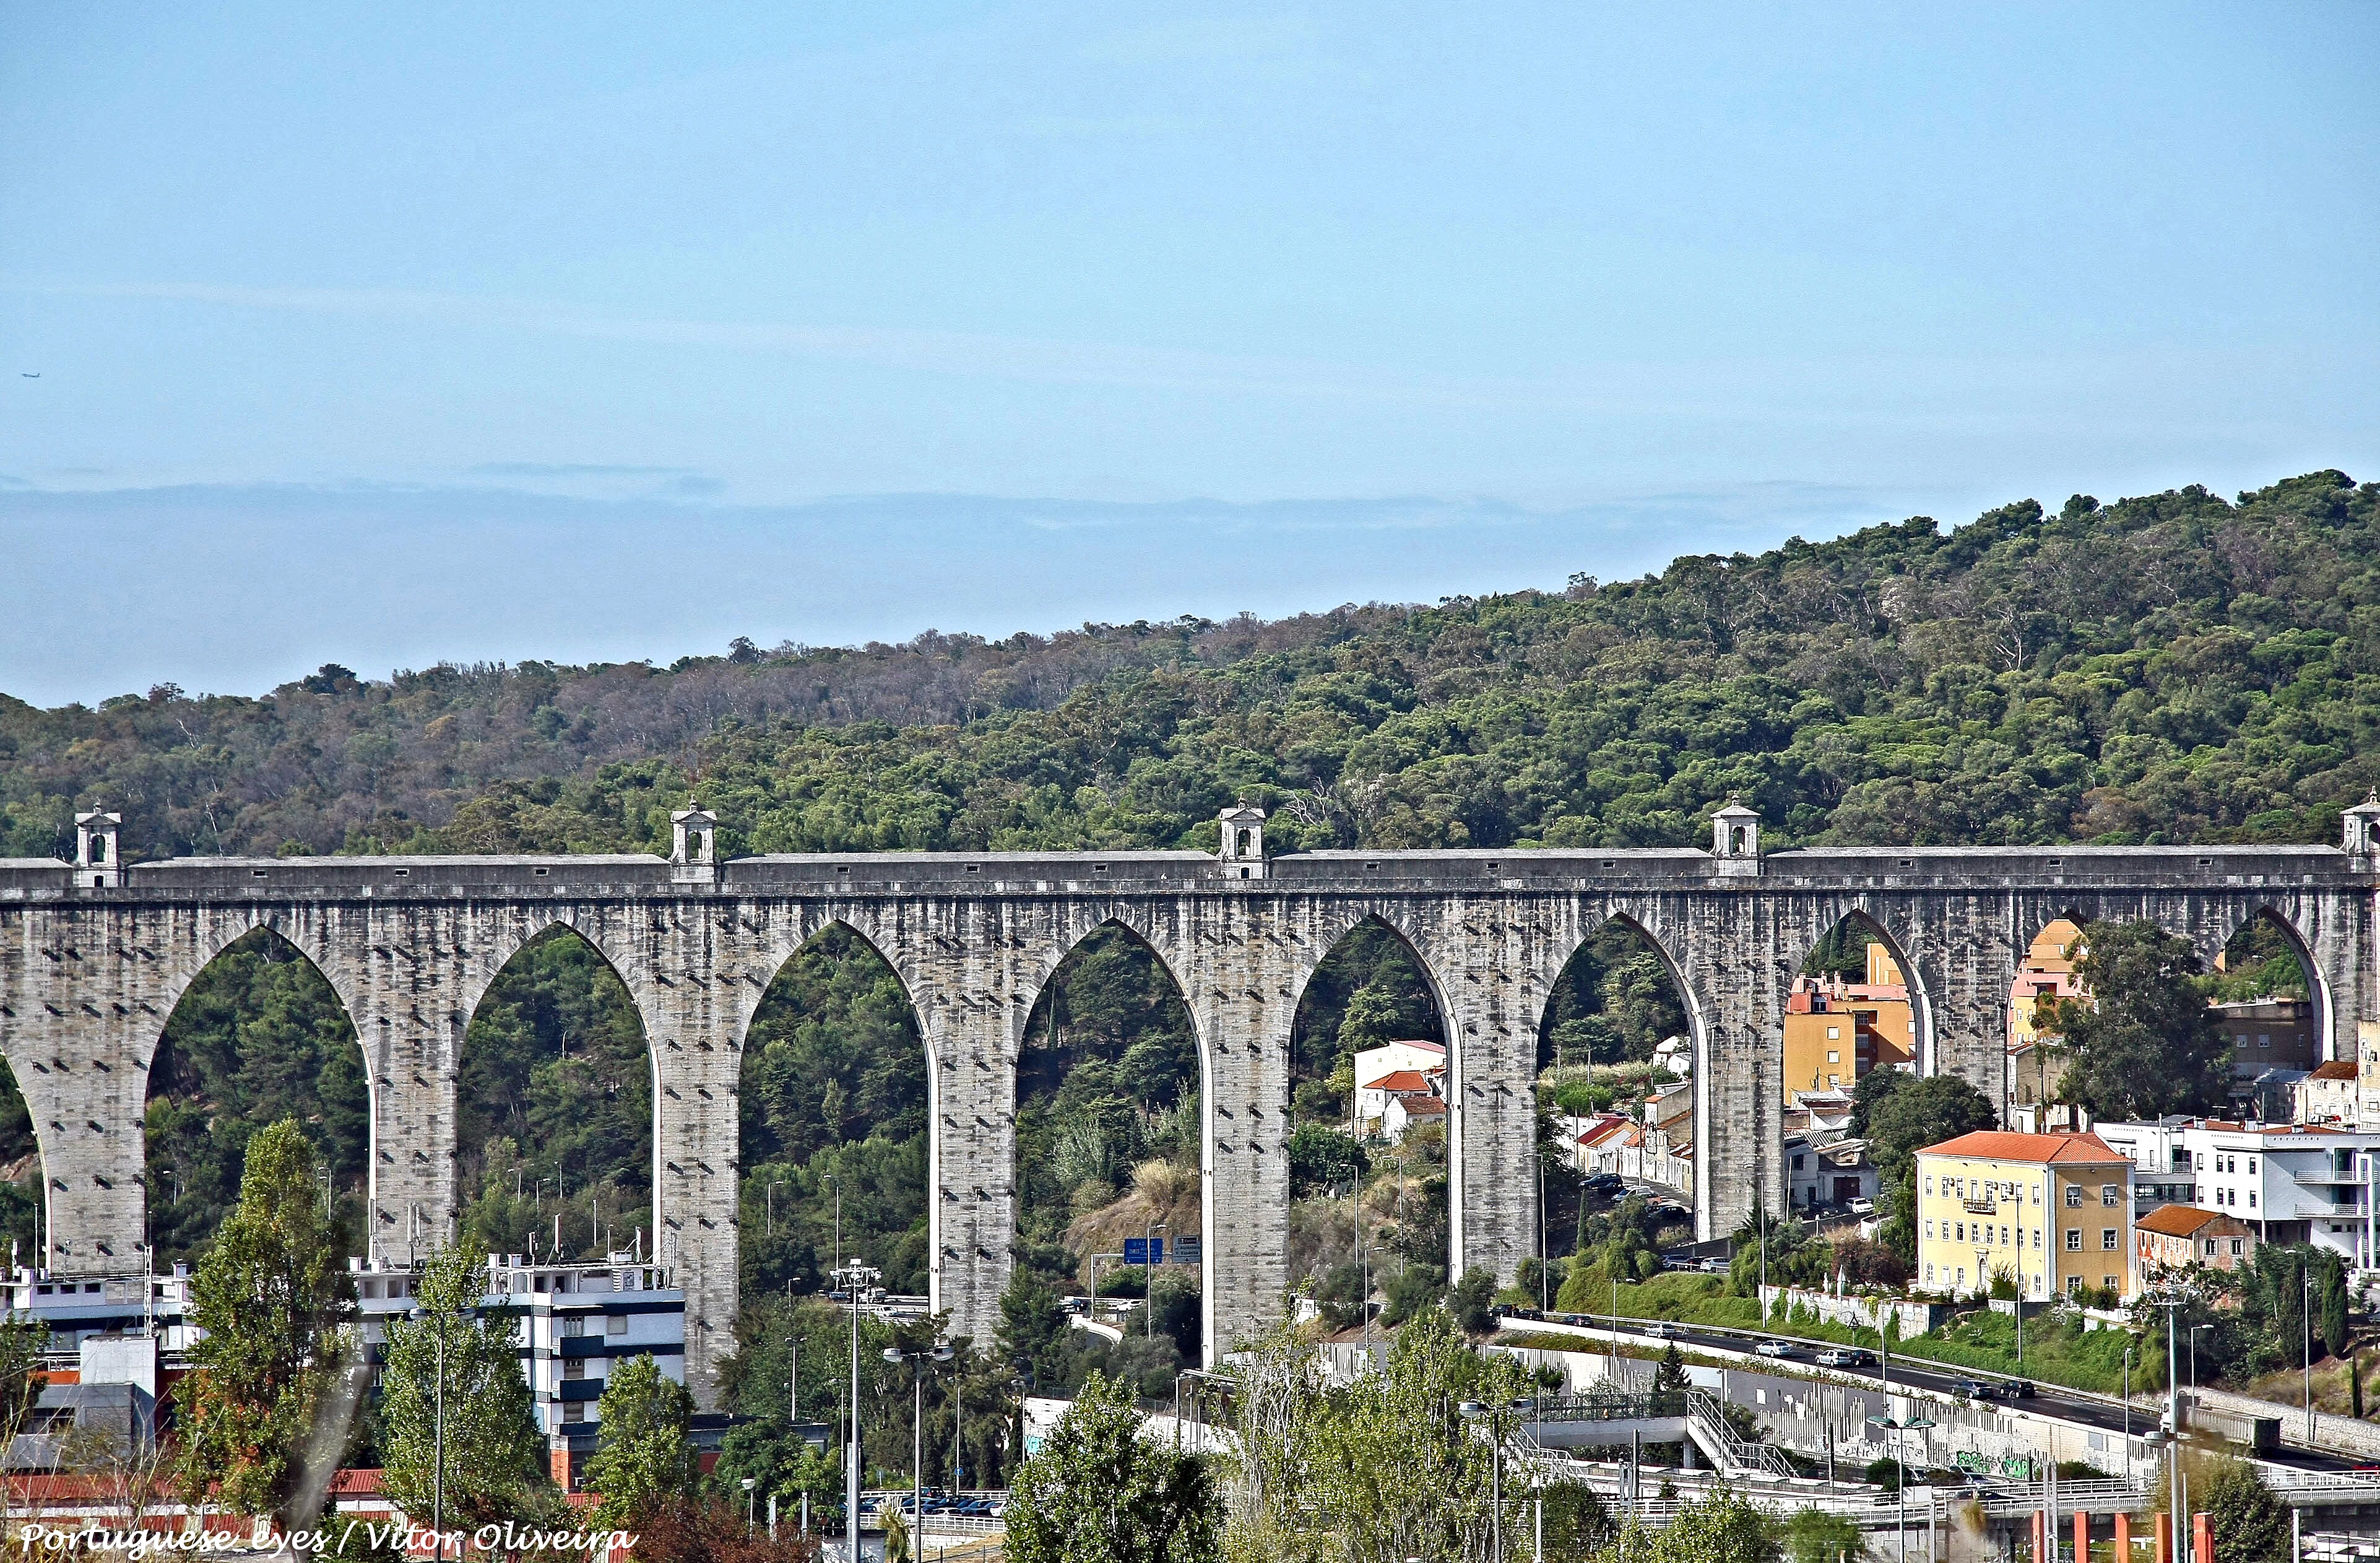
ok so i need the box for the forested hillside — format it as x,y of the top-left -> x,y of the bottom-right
6,470 -> 2379,859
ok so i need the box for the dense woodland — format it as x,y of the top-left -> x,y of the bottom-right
6,474 -> 2378,864
4,472 -> 2373,1396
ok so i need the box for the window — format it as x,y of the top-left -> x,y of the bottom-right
2033,1229 -> 2042,1249
2102,1185 -> 2120,1207
1924,1221 -> 1934,1239
606,1315 -> 627,1336
1827,1075 -> 1839,1088
1924,1177 -> 1933,1197
2104,1276 -> 2118,1292
561,1317 -> 587,1338
2032,1184 -> 2041,1205
1793,1154 -> 1806,1171
2067,1275 -> 2083,1296
2066,1230 -> 2082,1251
2231,1239 -> 2244,1257
2249,1158 -> 2257,1175
2205,1239 -> 2217,1257
1826,1050 -> 1840,1064
1827,1026 -> 1841,1040
563,1360 -> 587,1380
1926,1264 -> 1936,1284
2065,1186 -> 2082,1207
2102,1229 -> 2118,1250
1955,1223 -> 1966,1242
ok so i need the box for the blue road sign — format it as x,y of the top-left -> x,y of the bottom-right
1123,1237 -> 1164,1266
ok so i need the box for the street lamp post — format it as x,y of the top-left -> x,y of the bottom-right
884,1341 -> 956,1541
1867,1414 -> 1936,1563
2303,1265 -> 2318,1444
1146,1221 -> 1169,1338
1460,1398 -> 1528,1563
822,1172 -> 858,1563
2122,1348 -> 2134,1484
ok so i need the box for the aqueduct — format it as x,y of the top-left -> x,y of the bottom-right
6,800 -> 2380,1404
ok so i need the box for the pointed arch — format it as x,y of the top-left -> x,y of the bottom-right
2212,905 -> 2330,1079
1017,917 -> 1205,1361
734,919 -> 932,1301
1798,904 -> 1934,1077
144,924 -> 370,1263
1528,912 -> 1700,1291
1278,913 -> 1452,1322
453,923 -> 652,1265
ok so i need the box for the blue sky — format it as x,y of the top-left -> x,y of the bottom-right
2,4 -> 2374,704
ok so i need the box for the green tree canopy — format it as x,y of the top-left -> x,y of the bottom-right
376,1239 -> 553,1532
2051,920 -> 2233,1119
1864,1075 -> 1999,1265
585,1354 -> 698,1528
1003,1370 -> 1219,1563
2200,1457 -> 2290,1563
175,1118 -> 352,1526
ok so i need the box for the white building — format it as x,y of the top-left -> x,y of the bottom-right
2178,1122 -> 2380,1265
1352,1038 -> 1447,1141
354,1253 -> 686,1442
2088,1117 -> 2199,1216
2299,1061 -> 2361,1127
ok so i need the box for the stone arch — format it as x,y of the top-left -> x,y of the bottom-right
142,922 -> 370,1264
1801,903 -> 1935,1076
452,921 -> 654,1266
1527,909 -> 1702,1305
1016,916 -> 1206,1359
1282,911 -> 1453,1326
2212,903 -> 2333,1078
733,918 -> 932,1302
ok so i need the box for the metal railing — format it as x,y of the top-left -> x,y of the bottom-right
1685,1388 -> 1798,1480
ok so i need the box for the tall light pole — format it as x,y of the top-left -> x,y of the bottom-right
1867,1414 -> 1936,1563
2122,1348 -> 2134,1485
884,1341 -> 954,1536
1460,1398 -> 1527,1563
823,1172 -> 857,1563
2304,1263 -> 2318,1444
1146,1221 -> 1169,1339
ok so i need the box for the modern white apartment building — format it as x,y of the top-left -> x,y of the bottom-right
353,1253 -> 687,1439
2179,1121 -> 2380,1263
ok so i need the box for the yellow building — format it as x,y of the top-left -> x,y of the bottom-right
1914,1130 -> 2134,1301
1782,942 -> 1916,1102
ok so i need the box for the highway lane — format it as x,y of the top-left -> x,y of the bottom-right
1495,1309 -> 2362,1474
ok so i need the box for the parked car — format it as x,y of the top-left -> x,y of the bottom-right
1754,1339 -> 1796,1358
1815,1348 -> 1875,1368
1848,1197 -> 1876,1215
1698,1257 -> 1729,1274
1660,1255 -> 1697,1272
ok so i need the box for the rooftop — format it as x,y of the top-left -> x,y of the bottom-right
1361,1069 -> 1434,1094
1919,1130 -> 2127,1164
2136,1205 -> 2231,1239
2308,1061 -> 2360,1081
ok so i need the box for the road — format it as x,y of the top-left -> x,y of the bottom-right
1496,1309 -> 2362,1474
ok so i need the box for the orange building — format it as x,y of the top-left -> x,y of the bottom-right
1782,942 -> 1915,1102
2007,919 -> 2088,1105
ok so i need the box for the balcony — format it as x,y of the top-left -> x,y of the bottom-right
1962,1197 -> 1999,1215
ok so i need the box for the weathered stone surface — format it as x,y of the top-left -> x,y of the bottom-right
0,838 -> 2370,1405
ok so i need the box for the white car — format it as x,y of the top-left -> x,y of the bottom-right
1644,1321 -> 1682,1338
1754,1339 -> 1797,1358
1848,1197 -> 1876,1216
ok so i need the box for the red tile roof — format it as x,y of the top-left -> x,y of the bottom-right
1398,1096 -> 1447,1117
1362,1069 -> 1433,1093
1918,1130 -> 2127,1164
2136,1205 -> 2227,1239
2308,1061 -> 2359,1082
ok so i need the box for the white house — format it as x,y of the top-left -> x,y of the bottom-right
1381,1091 -> 1448,1141
2178,1121 -> 2380,1265
2299,1061 -> 2362,1127
1352,1039 -> 1447,1140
